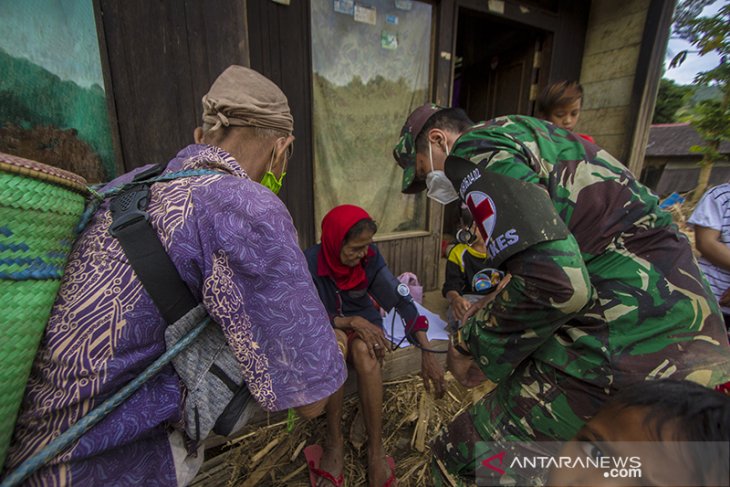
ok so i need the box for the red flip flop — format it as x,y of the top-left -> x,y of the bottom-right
383,456 -> 397,487
303,444 -> 345,487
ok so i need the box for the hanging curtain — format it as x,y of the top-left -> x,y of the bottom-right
311,0 -> 433,236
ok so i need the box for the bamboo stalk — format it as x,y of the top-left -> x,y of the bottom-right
241,438 -> 291,487
278,463 -> 307,484
413,391 -> 431,452
434,458 -> 459,487
290,439 -> 307,463
250,437 -> 282,469
225,419 -> 288,446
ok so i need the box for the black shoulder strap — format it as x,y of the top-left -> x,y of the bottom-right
109,164 -> 197,324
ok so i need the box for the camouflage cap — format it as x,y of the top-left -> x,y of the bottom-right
393,103 -> 445,194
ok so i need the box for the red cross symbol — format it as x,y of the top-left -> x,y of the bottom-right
466,191 -> 497,242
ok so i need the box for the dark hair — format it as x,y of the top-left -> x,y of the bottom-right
415,108 -> 474,154
608,380 -> 730,483
536,81 -> 584,116
460,205 -> 473,228
344,218 -> 377,244
608,379 -> 730,441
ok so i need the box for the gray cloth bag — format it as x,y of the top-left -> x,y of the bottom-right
165,304 -> 255,444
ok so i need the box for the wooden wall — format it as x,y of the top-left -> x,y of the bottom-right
95,0 -> 250,172
94,0 -> 670,292
247,0 -> 317,248
578,0 -> 673,169
578,0 -> 650,158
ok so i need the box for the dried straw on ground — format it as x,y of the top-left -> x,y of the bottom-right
664,199 -> 698,255
192,373 -> 495,487
191,195 -> 699,487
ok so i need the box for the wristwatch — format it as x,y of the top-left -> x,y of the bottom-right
450,327 -> 471,356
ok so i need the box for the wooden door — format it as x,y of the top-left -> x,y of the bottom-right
95,0 -> 250,172
453,7 -> 544,121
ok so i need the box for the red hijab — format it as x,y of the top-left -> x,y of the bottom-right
317,204 -> 374,291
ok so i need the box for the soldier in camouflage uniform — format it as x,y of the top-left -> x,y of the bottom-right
393,105 -> 730,485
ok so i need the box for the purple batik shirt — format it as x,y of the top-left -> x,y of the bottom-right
6,144 -> 346,486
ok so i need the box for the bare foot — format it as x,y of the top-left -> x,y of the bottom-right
367,453 -> 393,487
317,437 -> 344,487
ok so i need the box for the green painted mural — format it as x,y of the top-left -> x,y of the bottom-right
0,0 -> 114,182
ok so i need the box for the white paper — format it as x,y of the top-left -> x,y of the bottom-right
383,302 -> 450,348
354,4 -> 377,25
487,0 -> 505,14
395,0 -> 412,11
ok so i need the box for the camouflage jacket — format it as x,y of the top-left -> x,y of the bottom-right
448,115 -> 730,442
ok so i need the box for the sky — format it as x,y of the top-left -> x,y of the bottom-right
663,1 -> 725,85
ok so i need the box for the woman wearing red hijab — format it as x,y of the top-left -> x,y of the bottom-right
303,205 -> 444,487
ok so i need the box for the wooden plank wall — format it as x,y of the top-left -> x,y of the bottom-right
578,0 -> 651,160
376,232 -> 442,292
624,0 -> 675,176
95,0 -> 250,172
247,0 -> 317,248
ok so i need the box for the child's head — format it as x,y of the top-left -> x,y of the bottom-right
537,80 -> 584,132
548,380 -> 730,486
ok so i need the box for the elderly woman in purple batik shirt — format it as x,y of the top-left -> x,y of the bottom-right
4,66 -> 347,486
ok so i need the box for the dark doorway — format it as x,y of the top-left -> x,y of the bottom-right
452,7 -> 551,122
444,7 -> 552,240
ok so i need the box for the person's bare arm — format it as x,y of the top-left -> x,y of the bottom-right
411,330 -> 445,399
695,226 -> 730,272
447,341 -> 486,388
333,315 -> 390,360
446,290 -> 470,321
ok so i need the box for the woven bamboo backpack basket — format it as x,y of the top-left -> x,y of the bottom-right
0,152 -> 88,468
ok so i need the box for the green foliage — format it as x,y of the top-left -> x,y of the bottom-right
673,0 -> 718,41
670,1 -> 729,86
0,48 -> 115,179
684,99 -> 730,164
691,84 -> 722,104
670,0 -> 729,200
653,78 -> 695,123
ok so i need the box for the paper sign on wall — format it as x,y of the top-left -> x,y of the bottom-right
381,30 -> 398,50
395,0 -> 412,11
386,14 -> 399,25
334,0 -> 355,15
487,0 -> 505,14
354,4 -> 377,25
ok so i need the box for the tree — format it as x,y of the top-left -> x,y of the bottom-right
652,78 -> 695,123
670,0 -> 730,202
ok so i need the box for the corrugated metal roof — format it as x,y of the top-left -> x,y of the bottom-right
646,123 -> 730,157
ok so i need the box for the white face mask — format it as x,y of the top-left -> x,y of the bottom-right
426,140 -> 459,205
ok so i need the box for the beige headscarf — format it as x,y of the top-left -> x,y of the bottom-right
201,66 -> 294,135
